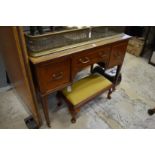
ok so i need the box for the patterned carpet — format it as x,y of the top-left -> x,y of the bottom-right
1,53 -> 155,128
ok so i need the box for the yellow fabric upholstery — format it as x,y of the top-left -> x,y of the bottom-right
62,74 -> 112,106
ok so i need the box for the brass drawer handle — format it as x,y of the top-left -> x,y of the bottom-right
79,57 -> 90,64
52,72 -> 63,80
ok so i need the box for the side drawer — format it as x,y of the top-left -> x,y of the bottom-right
108,41 -> 128,68
95,45 -> 111,63
35,57 -> 70,93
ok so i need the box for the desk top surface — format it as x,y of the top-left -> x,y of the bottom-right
29,33 -> 131,65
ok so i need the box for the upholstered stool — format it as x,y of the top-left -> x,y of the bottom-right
57,74 -> 113,123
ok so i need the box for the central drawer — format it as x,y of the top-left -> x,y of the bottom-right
71,45 -> 111,78
35,57 -> 70,93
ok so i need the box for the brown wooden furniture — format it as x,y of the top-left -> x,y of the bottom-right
29,34 -> 131,127
0,27 -> 42,127
57,74 -> 113,123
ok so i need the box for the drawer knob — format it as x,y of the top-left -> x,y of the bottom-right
52,72 -> 63,80
79,57 -> 90,64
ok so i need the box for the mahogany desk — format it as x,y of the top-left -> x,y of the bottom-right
29,34 -> 131,127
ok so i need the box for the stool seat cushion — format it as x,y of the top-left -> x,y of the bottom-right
62,74 -> 112,106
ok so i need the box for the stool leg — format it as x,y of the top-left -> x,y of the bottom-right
71,110 -> 77,123
69,107 -> 80,123
148,108 -> 155,115
107,88 -> 112,100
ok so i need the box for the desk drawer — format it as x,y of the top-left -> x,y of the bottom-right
36,58 -> 70,93
72,45 -> 110,69
73,52 -> 95,68
95,46 -> 111,62
108,41 -> 128,68
71,45 -> 111,78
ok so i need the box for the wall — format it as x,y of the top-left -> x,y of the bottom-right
0,52 -> 8,88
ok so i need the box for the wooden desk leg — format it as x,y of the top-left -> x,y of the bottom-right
41,96 -> 51,127
56,91 -> 63,107
107,88 -> 113,99
113,65 -> 122,91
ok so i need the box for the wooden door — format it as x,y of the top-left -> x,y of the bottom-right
0,26 -> 41,127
